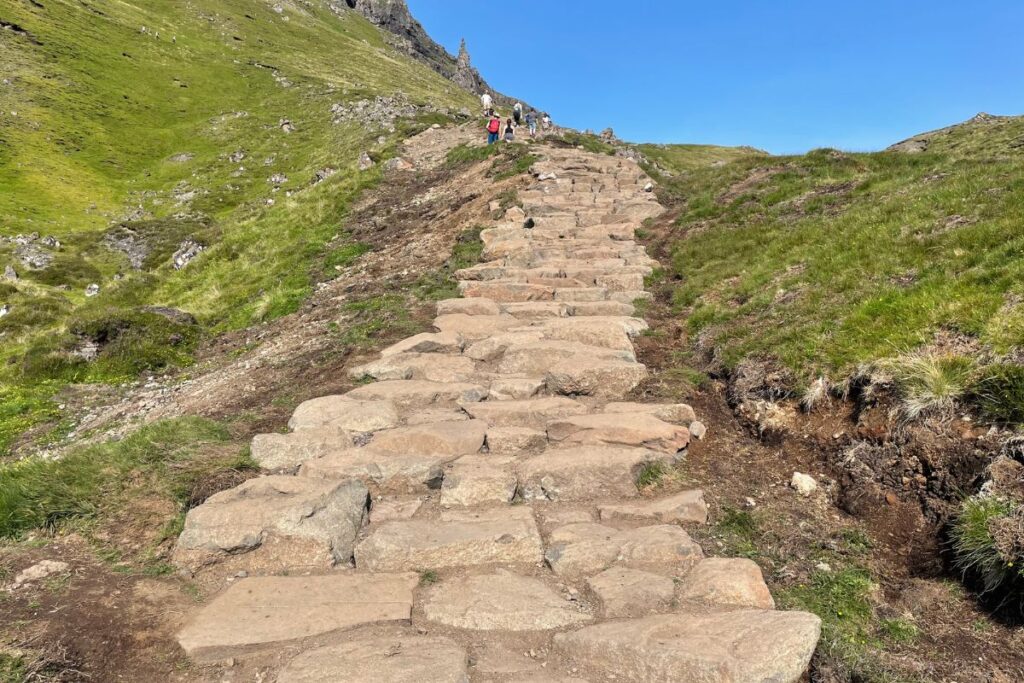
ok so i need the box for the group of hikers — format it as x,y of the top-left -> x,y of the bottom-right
481,92 -> 550,145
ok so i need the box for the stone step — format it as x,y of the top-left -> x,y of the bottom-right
277,631 -> 469,683
552,610 -> 821,683
421,570 -> 591,632
439,455 -> 518,507
597,489 -> 708,526
461,396 -> 588,430
546,412 -> 690,454
354,507 -> 543,571
299,449 -> 450,493
349,352 -> 479,383
517,446 -> 673,502
176,573 -> 418,663
287,396 -> 401,433
543,522 -> 704,577
544,357 -> 648,397
173,476 -> 369,577
344,380 -> 488,411
367,419 -> 487,457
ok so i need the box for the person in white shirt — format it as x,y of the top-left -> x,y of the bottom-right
481,92 -> 493,116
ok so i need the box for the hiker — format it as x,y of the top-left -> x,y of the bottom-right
486,113 -> 501,144
513,102 -> 523,126
503,118 -> 515,143
542,113 -> 552,131
481,92 -> 493,116
525,110 -> 538,137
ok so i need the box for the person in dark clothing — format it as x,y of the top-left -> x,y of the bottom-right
503,118 -> 515,142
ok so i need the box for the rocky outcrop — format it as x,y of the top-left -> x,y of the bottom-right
347,0 -> 490,95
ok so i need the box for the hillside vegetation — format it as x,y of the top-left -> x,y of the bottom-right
0,0 -> 476,454
646,114 -> 1024,405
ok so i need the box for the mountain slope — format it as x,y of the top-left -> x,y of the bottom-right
0,0 -> 476,453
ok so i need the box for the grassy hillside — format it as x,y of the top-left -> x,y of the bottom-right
637,142 -> 766,173
645,115 -> 1024,405
0,0 -> 476,454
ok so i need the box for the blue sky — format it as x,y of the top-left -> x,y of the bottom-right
407,0 -> 1024,154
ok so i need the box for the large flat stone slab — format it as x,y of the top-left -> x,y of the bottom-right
603,401 -> 697,426
278,632 -> 468,683
544,522 -> 703,577
678,558 -> 775,609
345,380 -> 487,411
422,571 -> 591,631
299,449 -> 450,493
498,340 -> 634,376
518,446 -> 669,501
251,429 -> 355,471
354,507 -> 542,571
288,397 -> 400,433
487,426 -> 548,455
440,455 -> 518,507
349,353 -> 478,383
381,331 -> 464,357
547,413 -> 689,454
553,610 -> 821,683
177,573 -> 418,663
436,297 -> 501,316
545,359 -> 648,398
586,567 -> 675,618
598,490 -> 708,526
462,397 -> 587,430
369,420 -> 487,457
433,313 -> 519,341
173,477 -> 368,575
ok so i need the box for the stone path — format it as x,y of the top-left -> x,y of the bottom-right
173,145 -> 821,680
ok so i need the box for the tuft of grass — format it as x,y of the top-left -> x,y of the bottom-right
879,617 -> 920,643
635,460 -> 668,488
446,142 -> 499,166
323,242 -> 373,273
418,569 -> 439,586
878,352 -> 976,419
970,363 -> 1024,425
0,417 -> 235,538
950,496 -> 1023,595
714,507 -> 760,558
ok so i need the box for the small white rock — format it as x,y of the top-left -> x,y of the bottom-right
689,420 -> 707,440
790,472 -> 818,497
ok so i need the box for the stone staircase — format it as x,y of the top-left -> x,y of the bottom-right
171,146 -> 822,681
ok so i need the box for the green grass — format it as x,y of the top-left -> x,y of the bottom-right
635,460 -> 669,488
970,363 -> 1024,424
638,142 -> 767,175
880,352 -> 977,419
713,507 -> 760,558
950,496 -> 1023,595
649,116 -> 1024,399
0,0 -> 477,455
0,417 -> 245,539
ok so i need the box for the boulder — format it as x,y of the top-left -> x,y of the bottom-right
598,490 -> 708,526
288,397 -> 400,433
544,522 -> 703,577
488,377 -> 546,401
369,420 -> 487,457
546,413 -> 689,454
173,476 -> 368,575
678,558 -> 775,609
422,571 -> 591,631
369,497 -> 424,523
354,507 -> 542,571
176,573 -> 418,663
553,610 -> 821,683
278,633 -> 468,683
586,567 -> 675,618
791,472 -> 818,496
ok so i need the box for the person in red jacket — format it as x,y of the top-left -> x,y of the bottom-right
486,114 -> 501,145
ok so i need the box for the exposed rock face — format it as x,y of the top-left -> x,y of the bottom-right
348,0 -> 490,94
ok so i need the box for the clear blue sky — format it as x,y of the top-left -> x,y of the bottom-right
407,0 -> 1024,154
